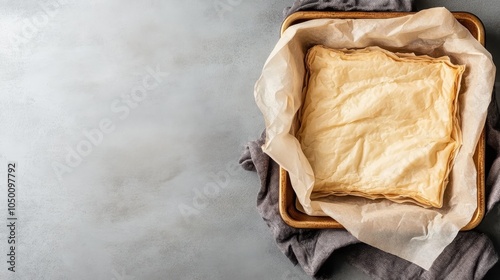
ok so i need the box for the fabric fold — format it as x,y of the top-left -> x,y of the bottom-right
283,0 -> 414,18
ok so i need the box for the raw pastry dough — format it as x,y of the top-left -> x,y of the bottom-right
298,45 -> 465,208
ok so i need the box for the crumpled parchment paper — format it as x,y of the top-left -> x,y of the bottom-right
254,7 -> 496,269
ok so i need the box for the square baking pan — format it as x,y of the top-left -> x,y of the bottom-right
278,11 -> 486,231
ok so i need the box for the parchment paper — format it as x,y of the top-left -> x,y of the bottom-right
254,7 -> 496,269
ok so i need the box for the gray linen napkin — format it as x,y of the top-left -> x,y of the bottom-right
283,0 -> 413,16
239,1 -> 499,279
486,96 -> 500,211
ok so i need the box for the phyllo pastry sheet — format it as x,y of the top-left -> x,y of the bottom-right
298,45 -> 465,208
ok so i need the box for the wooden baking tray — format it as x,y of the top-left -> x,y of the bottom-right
278,11 -> 486,231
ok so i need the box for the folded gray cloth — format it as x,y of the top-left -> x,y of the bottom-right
486,96 -> 500,211
283,0 -> 413,17
239,1 -> 499,279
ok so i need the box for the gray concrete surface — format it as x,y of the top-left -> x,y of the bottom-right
0,1 -> 498,280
